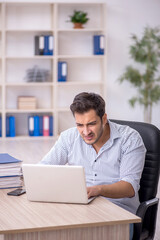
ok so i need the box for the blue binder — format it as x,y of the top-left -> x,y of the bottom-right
93,35 -> 105,55
44,35 -> 49,55
6,116 -> 10,137
49,116 -> 53,136
39,116 -> 43,136
44,35 -> 54,56
28,116 -> 34,136
9,116 -> 16,137
0,117 -> 2,137
58,62 -> 67,82
48,35 -> 54,55
33,116 -> 40,136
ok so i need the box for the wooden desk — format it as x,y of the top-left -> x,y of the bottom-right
0,190 -> 140,240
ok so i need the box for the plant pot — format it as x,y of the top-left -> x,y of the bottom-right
73,23 -> 84,29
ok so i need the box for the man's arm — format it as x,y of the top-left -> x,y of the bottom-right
87,180 -> 135,199
87,129 -> 146,200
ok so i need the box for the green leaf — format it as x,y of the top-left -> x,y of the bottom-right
118,26 -> 160,109
118,66 -> 142,87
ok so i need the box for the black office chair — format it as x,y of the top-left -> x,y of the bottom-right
110,119 -> 160,240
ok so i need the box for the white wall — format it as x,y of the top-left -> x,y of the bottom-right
105,0 -> 160,129
5,0 -> 160,129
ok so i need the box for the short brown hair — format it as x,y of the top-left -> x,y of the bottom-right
70,92 -> 105,119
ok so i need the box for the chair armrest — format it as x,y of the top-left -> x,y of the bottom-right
136,197 -> 159,221
133,198 -> 159,240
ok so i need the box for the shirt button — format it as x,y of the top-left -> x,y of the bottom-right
95,160 -> 97,162
95,174 -> 97,176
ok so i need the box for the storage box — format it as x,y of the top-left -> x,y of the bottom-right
18,96 -> 37,110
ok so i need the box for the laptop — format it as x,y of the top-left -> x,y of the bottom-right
22,164 -> 95,204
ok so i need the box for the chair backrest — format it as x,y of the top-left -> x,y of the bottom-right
110,120 -> 160,203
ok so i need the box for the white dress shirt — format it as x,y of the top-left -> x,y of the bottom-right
40,120 -> 146,214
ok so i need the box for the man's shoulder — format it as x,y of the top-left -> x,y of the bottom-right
110,121 -> 142,141
60,127 -> 79,140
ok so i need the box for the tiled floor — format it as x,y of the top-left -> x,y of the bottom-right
1,138 -> 159,239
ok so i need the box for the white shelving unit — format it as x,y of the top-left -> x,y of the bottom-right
0,1 -> 107,139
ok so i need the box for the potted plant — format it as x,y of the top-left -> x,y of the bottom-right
68,10 -> 89,29
118,26 -> 160,123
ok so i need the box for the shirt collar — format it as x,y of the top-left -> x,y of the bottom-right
108,120 -> 121,141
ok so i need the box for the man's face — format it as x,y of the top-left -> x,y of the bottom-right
74,109 -> 107,145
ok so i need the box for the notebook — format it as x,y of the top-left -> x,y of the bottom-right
22,164 -> 95,204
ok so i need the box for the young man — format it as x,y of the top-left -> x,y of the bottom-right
40,92 -> 146,238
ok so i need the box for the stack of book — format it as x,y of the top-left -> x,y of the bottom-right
18,96 -> 37,110
0,153 -> 23,189
28,115 -> 53,137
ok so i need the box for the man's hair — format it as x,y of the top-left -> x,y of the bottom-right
70,92 -> 105,119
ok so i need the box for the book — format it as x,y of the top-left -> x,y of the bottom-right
0,153 -> 22,165
58,62 -> 67,82
93,35 -> 105,55
43,115 -> 49,136
0,153 -> 23,189
18,96 -> 37,110
0,175 -> 23,189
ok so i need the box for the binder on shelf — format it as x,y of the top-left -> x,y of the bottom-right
9,116 -> 16,137
0,116 -> 2,137
34,116 -> 40,136
6,116 -> 16,137
49,116 -> 53,136
35,35 -> 44,55
44,35 -> 54,56
39,116 -> 43,136
58,61 -> 67,82
6,116 -> 10,137
44,35 -> 49,55
43,115 -> 49,136
28,116 -> 34,136
48,35 -> 54,55
93,35 -> 105,55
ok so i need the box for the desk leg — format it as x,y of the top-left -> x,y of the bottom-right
4,224 -> 129,240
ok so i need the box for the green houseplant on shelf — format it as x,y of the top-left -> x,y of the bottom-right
118,26 -> 160,123
68,10 -> 89,29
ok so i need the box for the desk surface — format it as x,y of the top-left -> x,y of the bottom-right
0,189 -> 140,234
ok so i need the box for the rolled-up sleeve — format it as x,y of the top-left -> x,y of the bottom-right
120,131 -> 146,194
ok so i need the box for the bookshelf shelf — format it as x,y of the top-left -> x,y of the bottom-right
6,109 -> 54,113
0,1 -> 106,139
6,83 -> 53,87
